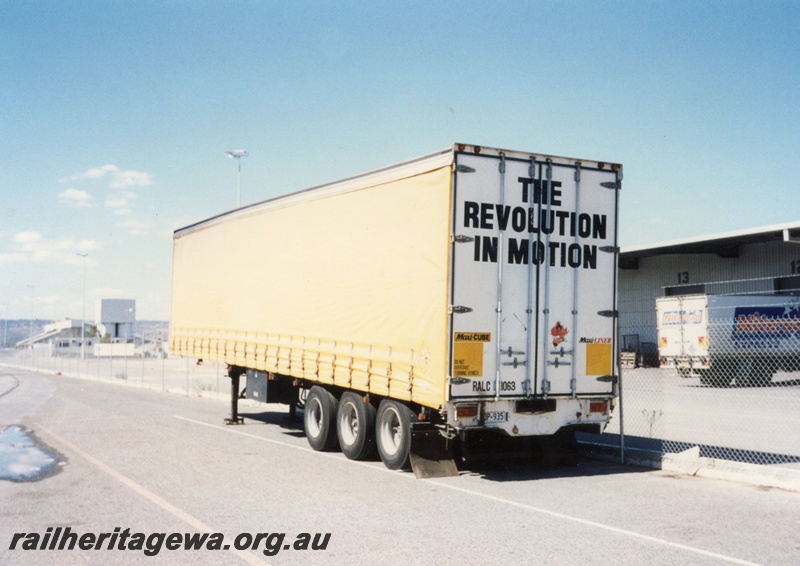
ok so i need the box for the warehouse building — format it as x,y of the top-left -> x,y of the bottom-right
617,221 -> 800,365
15,298 -> 138,357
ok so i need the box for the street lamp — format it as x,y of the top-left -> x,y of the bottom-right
77,253 -> 87,360
27,284 -> 35,346
1,302 -> 7,349
224,149 -> 249,208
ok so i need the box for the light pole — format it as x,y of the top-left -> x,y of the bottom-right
224,149 -> 249,208
77,253 -> 88,360
27,285 -> 35,361
1,302 -> 7,349
27,284 -> 35,341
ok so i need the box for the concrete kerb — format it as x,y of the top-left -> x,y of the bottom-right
579,440 -> 800,492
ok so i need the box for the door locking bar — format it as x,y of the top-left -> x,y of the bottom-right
549,347 -> 574,357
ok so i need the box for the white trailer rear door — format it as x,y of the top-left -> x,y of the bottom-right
656,295 -> 709,360
449,151 -> 619,399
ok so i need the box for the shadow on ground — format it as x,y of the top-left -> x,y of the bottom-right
233,406 -> 652,482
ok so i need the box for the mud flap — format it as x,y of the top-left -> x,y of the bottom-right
409,422 -> 458,479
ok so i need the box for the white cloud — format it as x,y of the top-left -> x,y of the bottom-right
86,164 -> 120,179
9,231 -> 102,265
106,191 -> 137,216
59,188 -> 93,207
75,239 -> 99,253
0,252 -> 26,266
105,190 -> 138,216
59,164 -> 118,183
59,165 -> 153,227
118,219 -> 149,236
105,191 -> 137,206
60,164 -> 153,189
109,170 -> 153,189
13,231 -> 41,244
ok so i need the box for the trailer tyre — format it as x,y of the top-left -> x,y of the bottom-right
304,386 -> 339,452
743,359 -> 775,387
376,399 -> 417,470
337,392 -> 376,460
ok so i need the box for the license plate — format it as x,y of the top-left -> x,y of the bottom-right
484,411 -> 508,423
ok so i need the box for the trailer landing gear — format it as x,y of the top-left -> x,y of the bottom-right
225,366 -> 245,425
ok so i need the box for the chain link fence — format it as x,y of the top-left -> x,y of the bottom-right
0,347 -> 228,400
608,289 -> 800,469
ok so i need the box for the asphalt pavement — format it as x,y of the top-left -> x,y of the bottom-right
1,367 -> 799,565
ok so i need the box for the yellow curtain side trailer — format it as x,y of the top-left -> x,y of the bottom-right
170,143 -> 622,476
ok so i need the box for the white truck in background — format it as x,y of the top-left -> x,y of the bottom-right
170,143 -> 622,476
657,294 -> 800,386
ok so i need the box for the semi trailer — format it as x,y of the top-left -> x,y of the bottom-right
170,143 -> 623,476
657,294 -> 800,386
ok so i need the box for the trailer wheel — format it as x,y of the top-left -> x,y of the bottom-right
337,392 -> 376,460
376,400 -> 417,470
304,386 -> 339,452
743,359 -> 775,387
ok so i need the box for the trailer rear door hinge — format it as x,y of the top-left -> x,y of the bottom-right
599,245 -> 619,253
597,310 -> 618,318
596,375 -> 618,384
450,377 -> 470,385
451,234 -> 474,243
456,164 -> 476,173
449,305 -> 473,314
601,181 -> 621,190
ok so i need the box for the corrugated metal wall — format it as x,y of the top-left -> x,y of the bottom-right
619,240 -> 799,346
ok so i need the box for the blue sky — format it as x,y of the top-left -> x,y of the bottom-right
1,1 -> 798,322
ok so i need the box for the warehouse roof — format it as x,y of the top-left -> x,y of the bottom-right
620,221 -> 800,269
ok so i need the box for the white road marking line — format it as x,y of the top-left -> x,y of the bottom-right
33,422 -> 269,566
174,415 -> 396,474
429,482 -> 762,566
176,415 -> 762,566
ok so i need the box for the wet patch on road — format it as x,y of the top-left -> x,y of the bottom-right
0,425 -> 64,482
0,373 -> 20,397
